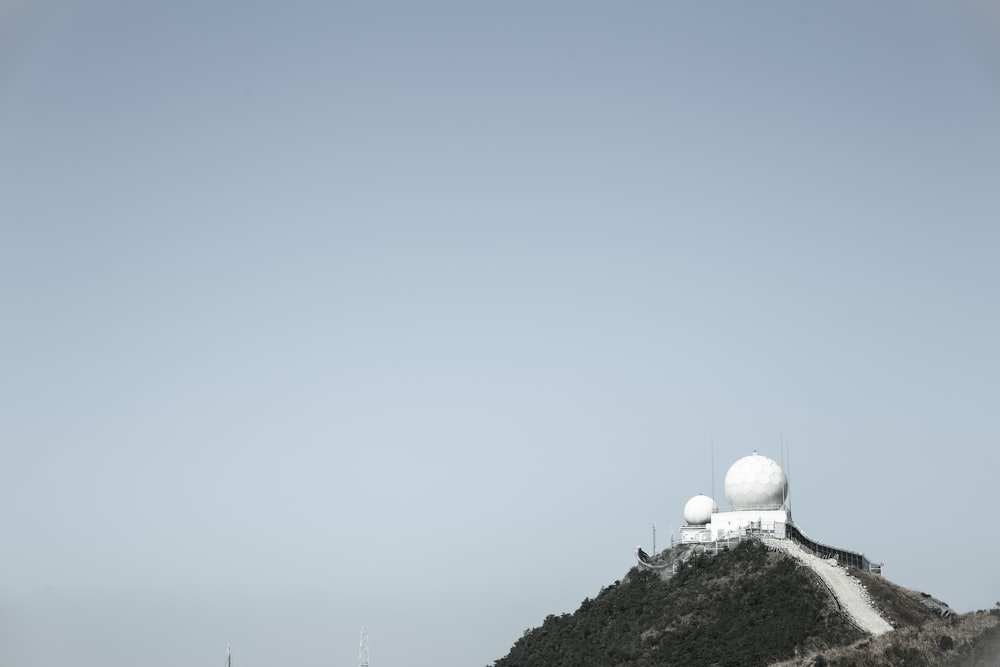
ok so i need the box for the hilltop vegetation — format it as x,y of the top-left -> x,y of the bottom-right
771,609 -> 1000,667
491,540 -> 1000,667
494,541 -> 860,667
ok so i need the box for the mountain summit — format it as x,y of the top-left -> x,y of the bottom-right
490,539 -> 1000,667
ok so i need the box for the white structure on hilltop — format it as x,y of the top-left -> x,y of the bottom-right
681,450 -> 789,543
636,448 -> 883,573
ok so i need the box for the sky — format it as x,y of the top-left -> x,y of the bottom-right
2,1 -> 999,666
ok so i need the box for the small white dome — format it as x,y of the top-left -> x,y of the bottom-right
724,451 -> 787,510
683,494 -> 716,525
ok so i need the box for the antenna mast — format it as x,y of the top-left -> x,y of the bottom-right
358,626 -> 370,667
786,443 -> 792,518
225,643 -> 232,667
780,434 -> 785,506
710,436 -> 716,503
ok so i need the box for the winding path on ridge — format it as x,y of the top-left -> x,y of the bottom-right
764,537 -> 893,636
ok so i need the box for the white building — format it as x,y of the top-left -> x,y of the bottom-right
681,451 -> 788,543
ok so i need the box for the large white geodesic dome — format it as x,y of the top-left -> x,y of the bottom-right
724,452 -> 787,510
683,494 -> 716,525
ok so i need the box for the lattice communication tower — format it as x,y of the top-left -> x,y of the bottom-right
358,626 -> 370,667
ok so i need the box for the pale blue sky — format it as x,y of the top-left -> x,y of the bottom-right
2,2 -> 999,666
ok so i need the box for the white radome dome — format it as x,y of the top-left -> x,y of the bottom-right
724,452 -> 787,510
683,494 -> 716,525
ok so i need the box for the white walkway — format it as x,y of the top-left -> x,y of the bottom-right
764,537 -> 894,636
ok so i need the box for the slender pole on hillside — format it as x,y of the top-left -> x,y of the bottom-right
359,626 -> 370,667
780,434 -> 786,506
781,434 -> 792,518
786,440 -> 792,518
652,522 -> 656,557
710,436 -> 716,506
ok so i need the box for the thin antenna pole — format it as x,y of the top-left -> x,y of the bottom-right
786,443 -> 792,518
785,452 -> 792,514
226,643 -> 231,667
710,436 -> 715,502
780,433 -> 785,505
652,522 -> 656,556
359,626 -> 370,667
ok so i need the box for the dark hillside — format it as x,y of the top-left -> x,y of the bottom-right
491,538 -> 1000,667
853,569 -> 954,628
771,607 -> 1000,667
493,540 -> 862,667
